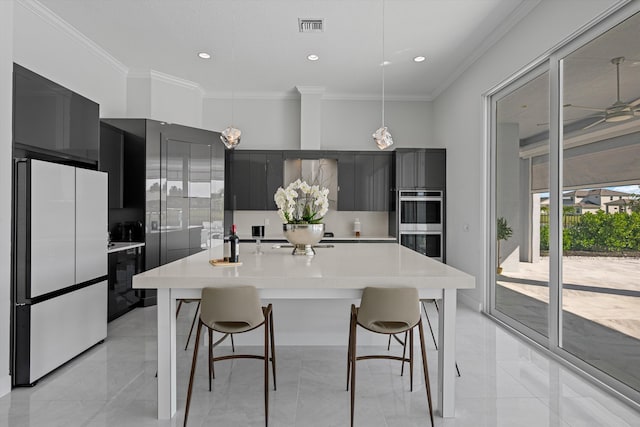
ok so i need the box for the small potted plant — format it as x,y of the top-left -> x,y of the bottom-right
496,217 -> 513,274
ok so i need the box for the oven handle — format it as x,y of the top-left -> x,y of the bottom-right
399,197 -> 442,201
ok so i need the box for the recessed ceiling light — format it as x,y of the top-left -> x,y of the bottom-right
413,56 -> 426,63
307,54 -> 319,61
198,52 -> 211,59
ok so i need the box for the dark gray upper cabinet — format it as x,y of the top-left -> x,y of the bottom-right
395,148 -> 446,189
99,122 -> 124,209
372,154 -> 392,210
337,153 -> 355,211
265,152 -> 284,210
227,151 -> 283,210
226,149 -> 394,211
13,64 -> 99,164
336,151 -> 392,211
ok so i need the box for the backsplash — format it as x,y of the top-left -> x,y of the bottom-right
231,210 -> 390,239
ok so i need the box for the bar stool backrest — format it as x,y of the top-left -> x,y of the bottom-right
357,287 -> 420,334
200,286 -> 265,333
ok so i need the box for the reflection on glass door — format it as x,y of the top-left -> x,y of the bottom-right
560,11 -> 640,394
162,139 -> 213,263
493,69 -> 550,340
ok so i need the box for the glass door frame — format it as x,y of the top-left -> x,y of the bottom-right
485,0 -> 640,407
486,60 -> 552,348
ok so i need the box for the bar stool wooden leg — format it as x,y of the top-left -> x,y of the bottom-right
418,319 -> 435,427
409,327 -> 414,392
349,312 -> 357,427
184,320 -> 203,427
184,301 -> 201,350
269,307 -> 277,390
400,330 -> 408,376
208,328 -> 213,390
263,305 -> 272,427
346,305 -> 356,391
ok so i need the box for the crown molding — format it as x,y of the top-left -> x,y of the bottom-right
296,86 -> 325,95
149,70 -> 205,95
431,0 -> 541,100
203,91 -> 432,102
127,69 -> 206,96
18,0 -> 129,75
323,93 -> 433,102
204,91 -> 300,101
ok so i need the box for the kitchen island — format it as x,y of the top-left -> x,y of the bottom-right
133,242 -> 475,420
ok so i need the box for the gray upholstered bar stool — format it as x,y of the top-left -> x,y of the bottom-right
183,285 -> 276,427
347,286 -> 434,427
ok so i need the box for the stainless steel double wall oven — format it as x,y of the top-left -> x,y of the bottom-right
398,190 -> 443,261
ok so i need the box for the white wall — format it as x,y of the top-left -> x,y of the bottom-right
0,0 -> 14,399
202,97 -> 433,151
126,76 -> 151,118
12,0 -> 127,117
149,72 -> 203,128
322,99 -> 434,151
433,0 -> 622,309
203,97 -> 302,150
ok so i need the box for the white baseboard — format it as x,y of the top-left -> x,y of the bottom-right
458,291 -> 483,312
0,374 -> 11,398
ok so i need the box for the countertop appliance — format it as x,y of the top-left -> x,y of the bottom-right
398,190 -> 443,261
12,159 -> 108,386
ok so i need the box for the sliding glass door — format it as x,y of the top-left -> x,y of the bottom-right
559,12 -> 640,395
492,67 -> 550,342
489,7 -> 640,403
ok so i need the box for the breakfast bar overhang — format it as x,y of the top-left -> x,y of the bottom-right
133,242 -> 475,420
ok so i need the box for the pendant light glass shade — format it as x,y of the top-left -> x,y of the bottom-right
373,126 -> 393,150
220,126 -> 242,149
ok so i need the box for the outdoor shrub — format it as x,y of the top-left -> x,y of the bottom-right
539,211 -> 640,252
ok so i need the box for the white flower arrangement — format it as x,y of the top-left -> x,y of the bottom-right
274,179 -> 329,224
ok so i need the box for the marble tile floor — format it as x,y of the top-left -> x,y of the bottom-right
1,303 -> 639,427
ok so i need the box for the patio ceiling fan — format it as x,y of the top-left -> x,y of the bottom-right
564,56 -> 640,130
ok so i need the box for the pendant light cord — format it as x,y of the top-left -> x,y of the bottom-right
231,1 -> 235,127
381,0 -> 385,127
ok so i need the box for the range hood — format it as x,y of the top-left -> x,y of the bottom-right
283,158 -> 338,210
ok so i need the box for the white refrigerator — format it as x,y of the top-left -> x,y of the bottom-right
12,159 -> 108,386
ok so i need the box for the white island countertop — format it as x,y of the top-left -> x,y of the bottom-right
133,242 -> 474,297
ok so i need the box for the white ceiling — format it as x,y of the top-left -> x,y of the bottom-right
36,0 -> 533,100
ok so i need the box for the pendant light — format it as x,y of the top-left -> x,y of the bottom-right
220,3 -> 241,149
373,0 -> 393,150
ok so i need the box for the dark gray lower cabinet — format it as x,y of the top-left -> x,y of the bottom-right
108,247 -> 144,321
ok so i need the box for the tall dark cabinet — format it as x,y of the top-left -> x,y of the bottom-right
100,119 -> 225,307
391,148 -> 447,261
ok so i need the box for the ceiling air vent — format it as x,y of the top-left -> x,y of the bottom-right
298,18 -> 324,33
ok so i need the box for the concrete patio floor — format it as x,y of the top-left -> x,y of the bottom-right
497,256 -> 640,340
